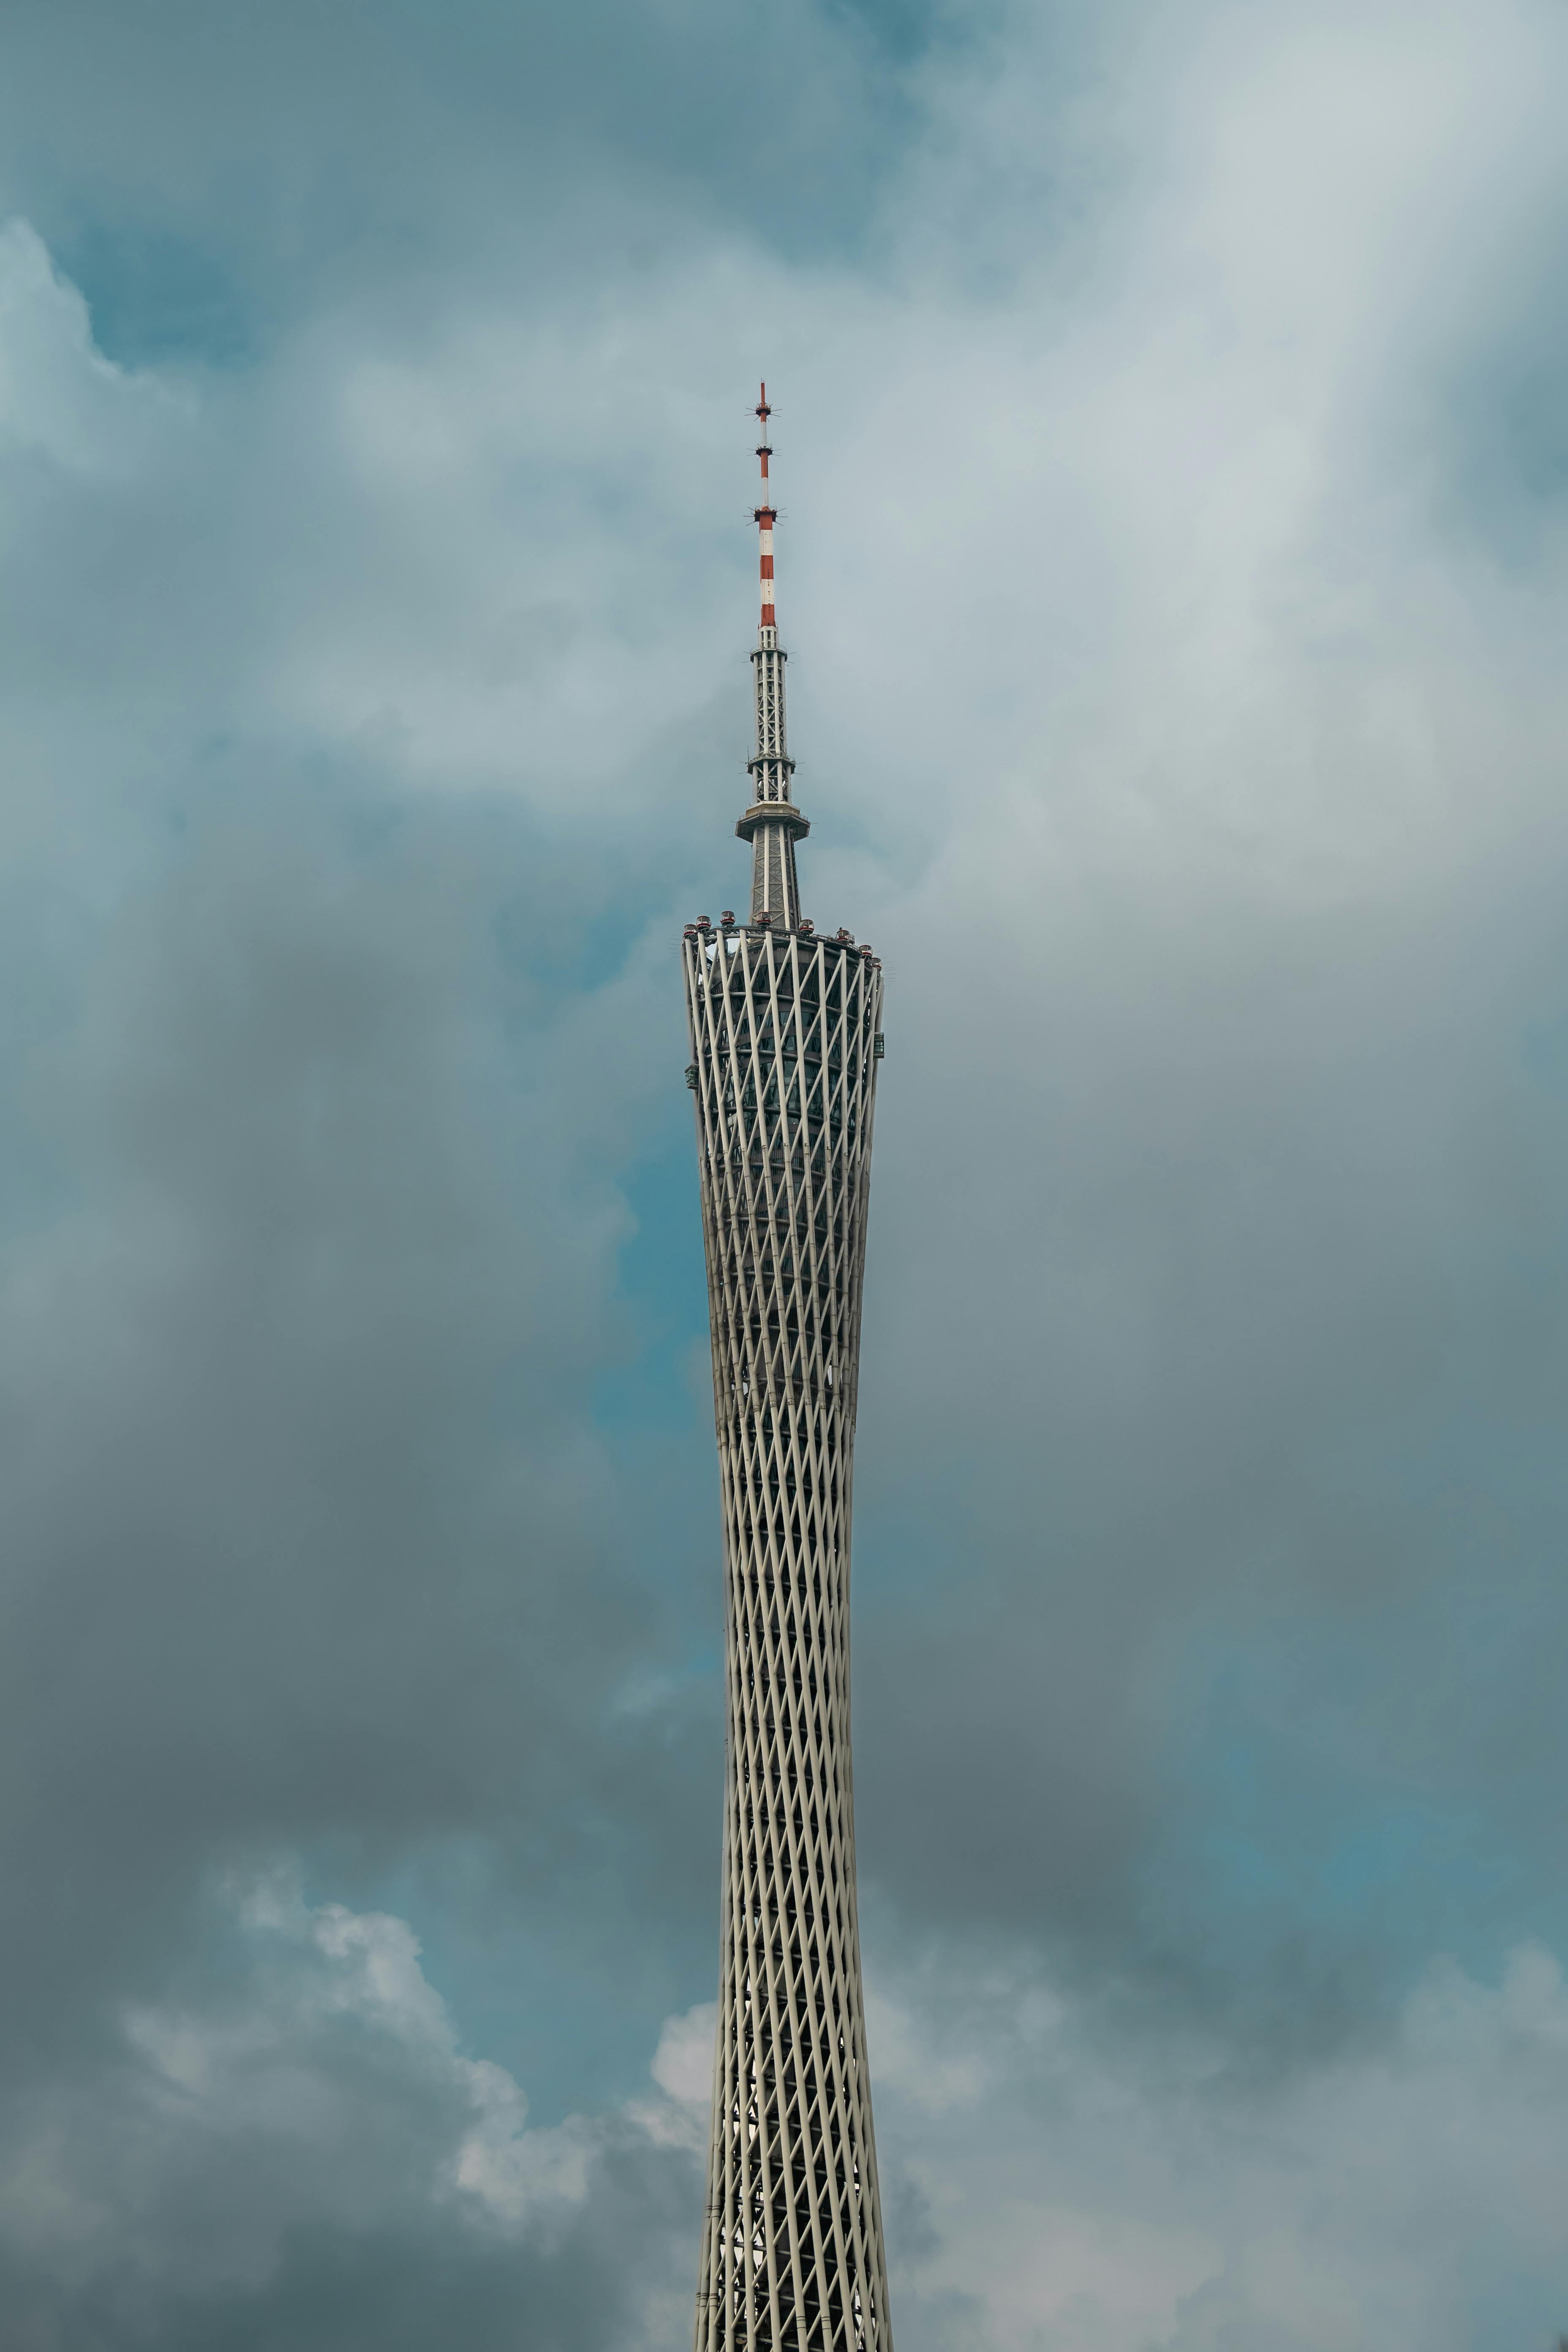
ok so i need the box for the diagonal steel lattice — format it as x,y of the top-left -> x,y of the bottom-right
681,387 -> 892,2352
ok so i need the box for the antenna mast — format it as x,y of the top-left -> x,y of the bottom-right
737,382 -> 809,926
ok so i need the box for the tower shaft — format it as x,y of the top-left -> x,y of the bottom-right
683,390 -> 892,2352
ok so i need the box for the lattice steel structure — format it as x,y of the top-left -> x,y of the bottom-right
681,388 -> 891,2352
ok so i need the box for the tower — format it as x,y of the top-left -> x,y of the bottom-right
682,389 -> 892,2352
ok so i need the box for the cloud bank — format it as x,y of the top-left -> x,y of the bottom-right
1,0 -> 1567,2343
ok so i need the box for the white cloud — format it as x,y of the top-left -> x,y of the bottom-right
868,1936 -> 1568,2352
0,218 -> 184,474
0,1871 -> 697,2323
649,2001 -> 716,2110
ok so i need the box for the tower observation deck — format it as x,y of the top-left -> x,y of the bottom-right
681,389 -> 892,2352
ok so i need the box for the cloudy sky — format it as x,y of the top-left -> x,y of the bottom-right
2,0 -> 1568,2345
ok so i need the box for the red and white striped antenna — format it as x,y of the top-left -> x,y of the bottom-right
734,379 -> 806,928
754,381 -> 776,634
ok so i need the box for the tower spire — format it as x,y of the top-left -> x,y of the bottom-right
736,382 -> 809,927
755,381 -> 776,630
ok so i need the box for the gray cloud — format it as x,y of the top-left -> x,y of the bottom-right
2,0 -> 1568,2342
0,786 -> 622,2031
0,0 -> 941,368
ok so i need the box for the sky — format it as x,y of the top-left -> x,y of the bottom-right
1,0 -> 1567,2345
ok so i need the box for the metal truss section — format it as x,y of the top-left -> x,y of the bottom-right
752,643 -> 790,777
737,637 -> 808,929
683,918 -> 891,2352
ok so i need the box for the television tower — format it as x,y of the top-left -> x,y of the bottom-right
682,388 -> 892,2352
